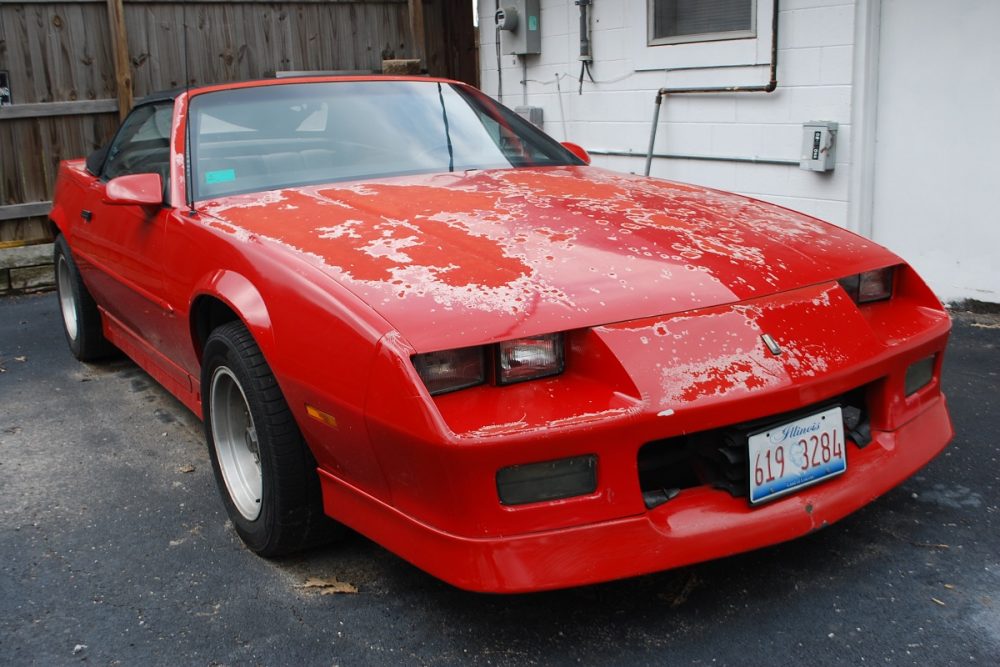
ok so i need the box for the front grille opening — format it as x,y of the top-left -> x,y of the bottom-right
637,388 -> 870,509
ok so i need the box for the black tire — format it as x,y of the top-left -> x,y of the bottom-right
53,234 -> 115,361
201,320 -> 340,557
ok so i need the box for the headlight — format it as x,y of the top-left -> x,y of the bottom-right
412,333 -> 566,395
838,267 -> 895,304
496,333 -> 565,385
412,346 -> 486,395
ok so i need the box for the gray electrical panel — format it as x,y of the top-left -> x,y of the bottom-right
496,0 -> 541,56
515,105 -> 543,128
800,121 -> 838,172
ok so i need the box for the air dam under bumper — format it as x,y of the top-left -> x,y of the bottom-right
318,395 -> 952,593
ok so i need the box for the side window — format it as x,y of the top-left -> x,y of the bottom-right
102,103 -> 173,186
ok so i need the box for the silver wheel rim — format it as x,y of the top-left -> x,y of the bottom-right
210,367 -> 262,521
57,256 -> 79,342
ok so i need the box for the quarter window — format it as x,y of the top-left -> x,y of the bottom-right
649,0 -> 755,46
102,103 -> 173,184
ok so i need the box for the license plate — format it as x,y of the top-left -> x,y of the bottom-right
748,406 -> 846,505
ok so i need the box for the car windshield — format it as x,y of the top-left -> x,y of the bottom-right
188,80 -> 582,200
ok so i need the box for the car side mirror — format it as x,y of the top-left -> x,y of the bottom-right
561,142 -> 591,165
104,173 -> 164,207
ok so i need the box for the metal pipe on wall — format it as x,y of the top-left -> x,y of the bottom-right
644,0 -> 781,176
576,0 -> 595,94
590,149 -> 798,167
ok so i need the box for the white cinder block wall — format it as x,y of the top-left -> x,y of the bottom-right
478,0 -> 858,229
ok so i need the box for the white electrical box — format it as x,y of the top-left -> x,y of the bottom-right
800,121 -> 838,172
515,105 -> 543,128
496,1 -> 541,56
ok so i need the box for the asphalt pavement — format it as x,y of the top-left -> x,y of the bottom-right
1,292 -> 998,666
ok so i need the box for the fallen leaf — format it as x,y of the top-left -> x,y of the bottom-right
931,597 -> 946,606
72,644 -> 87,655
299,576 -> 358,595
944,583 -> 955,590
657,573 -> 701,608
14,356 -> 26,362
177,464 -> 195,473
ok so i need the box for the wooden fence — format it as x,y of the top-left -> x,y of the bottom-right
0,0 -> 476,245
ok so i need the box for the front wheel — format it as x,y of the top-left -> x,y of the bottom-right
201,321 -> 339,556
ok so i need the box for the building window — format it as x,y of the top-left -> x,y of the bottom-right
648,0 -> 756,46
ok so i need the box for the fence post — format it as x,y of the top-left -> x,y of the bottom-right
106,0 -> 133,120
408,0 -> 426,70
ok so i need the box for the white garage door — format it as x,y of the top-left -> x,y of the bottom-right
871,0 -> 1000,302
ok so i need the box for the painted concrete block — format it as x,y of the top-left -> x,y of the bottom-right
0,243 -> 53,271
9,265 -> 55,291
780,5 -> 855,49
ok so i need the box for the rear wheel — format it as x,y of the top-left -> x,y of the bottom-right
54,234 -> 114,361
202,321 -> 339,556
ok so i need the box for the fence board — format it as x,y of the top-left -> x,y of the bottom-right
1,0 -> 406,4
0,3 -> 116,104
1,114 -> 118,205
0,216 -> 48,244
0,202 -> 51,221
0,99 -> 118,118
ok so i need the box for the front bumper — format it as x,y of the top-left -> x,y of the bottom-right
319,394 -> 952,592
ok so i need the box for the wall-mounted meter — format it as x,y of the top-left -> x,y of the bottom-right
515,105 -> 543,128
496,0 -> 540,56
800,121 -> 838,172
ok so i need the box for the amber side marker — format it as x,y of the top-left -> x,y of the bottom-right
305,404 -> 338,428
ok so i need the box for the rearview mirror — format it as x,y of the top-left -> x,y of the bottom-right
104,173 -> 163,207
561,142 -> 591,165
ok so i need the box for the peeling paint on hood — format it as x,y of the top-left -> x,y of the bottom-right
199,166 -> 895,351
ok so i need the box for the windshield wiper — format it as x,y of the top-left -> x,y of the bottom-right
437,83 -> 454,173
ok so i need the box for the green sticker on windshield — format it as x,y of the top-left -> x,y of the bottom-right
205,168 -> 236,184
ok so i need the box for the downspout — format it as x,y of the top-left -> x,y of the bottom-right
644,0 -> 781,176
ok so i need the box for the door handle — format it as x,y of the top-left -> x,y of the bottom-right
81,209 -> 92,222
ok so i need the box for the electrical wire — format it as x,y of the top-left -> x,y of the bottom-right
524,71 -> 636,89
522,58 -> 528,106
554,74 -> 568,141
519,68 -> 638,142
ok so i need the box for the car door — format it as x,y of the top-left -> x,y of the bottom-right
71,102 -> 176,352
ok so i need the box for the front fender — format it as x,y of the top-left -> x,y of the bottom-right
190,269 -> 276,361
49,160 -> 94,240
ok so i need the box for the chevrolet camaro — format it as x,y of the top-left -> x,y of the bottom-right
48,76 -> 953,592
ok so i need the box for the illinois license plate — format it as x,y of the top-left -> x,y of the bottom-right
748,406 -> 846,505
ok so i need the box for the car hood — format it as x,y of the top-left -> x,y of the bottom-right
199,166 -> 896,351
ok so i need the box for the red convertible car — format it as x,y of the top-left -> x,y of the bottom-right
49,76 -> 953,592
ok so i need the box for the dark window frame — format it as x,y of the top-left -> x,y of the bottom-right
98,101 -> 174,201
647,0 -> 757,46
